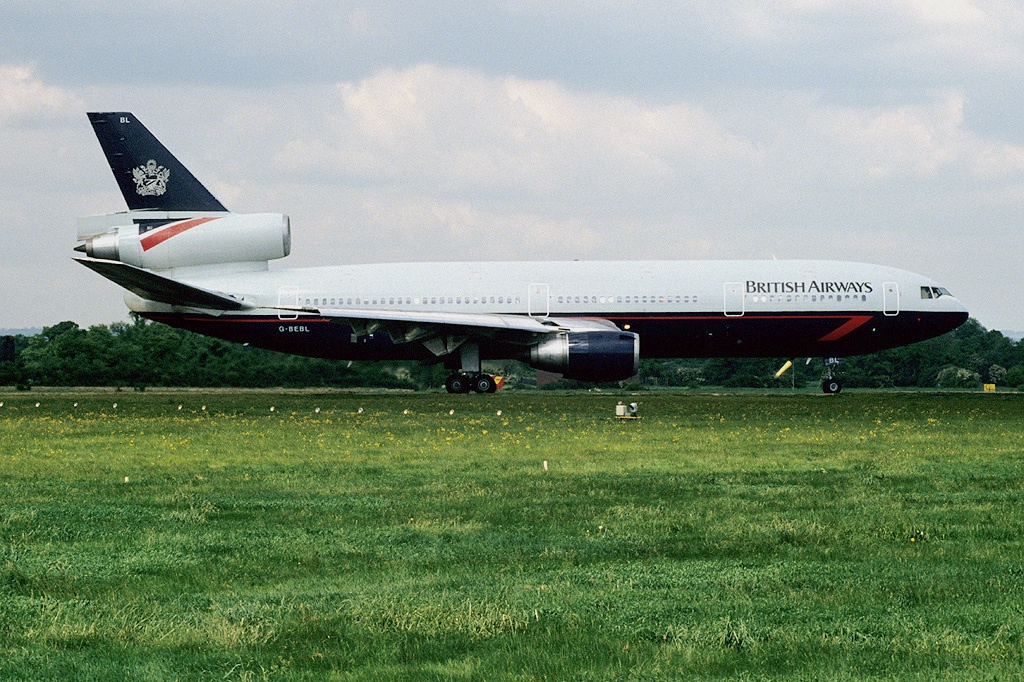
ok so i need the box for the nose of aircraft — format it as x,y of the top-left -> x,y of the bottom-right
949,294 -> 969,315
944,295 -> 970,328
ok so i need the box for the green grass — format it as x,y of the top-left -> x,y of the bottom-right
1,389 -> 1023,680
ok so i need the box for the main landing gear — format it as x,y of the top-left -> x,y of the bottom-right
445,373 -> 498,394
444,342 -> 502,393
822,357 -> 844,394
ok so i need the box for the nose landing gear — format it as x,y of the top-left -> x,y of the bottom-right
822,357 -> 844,394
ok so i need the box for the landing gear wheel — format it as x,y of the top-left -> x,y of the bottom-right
471,374 -> 495,394
445,374 -> 471,394
823,379 -> 842,394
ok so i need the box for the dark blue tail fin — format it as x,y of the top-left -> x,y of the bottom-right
88,112 -> 227,212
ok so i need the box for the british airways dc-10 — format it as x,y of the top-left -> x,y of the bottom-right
75,113 -> 968,393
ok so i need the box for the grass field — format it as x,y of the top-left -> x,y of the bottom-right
1,389 -> 1023,681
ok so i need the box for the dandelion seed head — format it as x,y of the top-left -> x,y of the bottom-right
449,409 -> 455,415
178,405 -> 182,410
315,407 -> 321,414
496,410 -> 502,416
270,406 -> 275,412
35,402 -> 40,408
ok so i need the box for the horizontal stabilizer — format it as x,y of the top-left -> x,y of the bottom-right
74,257 -> 251,311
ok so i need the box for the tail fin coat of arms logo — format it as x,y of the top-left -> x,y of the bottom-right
132,159 -> 170,196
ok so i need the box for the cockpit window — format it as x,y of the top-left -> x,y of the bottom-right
922,286 -> 953,299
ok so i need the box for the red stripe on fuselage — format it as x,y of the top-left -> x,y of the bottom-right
817,315 -> 872,342
140,217 -> 220,251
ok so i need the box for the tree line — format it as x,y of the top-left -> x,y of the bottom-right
1,315 -> 1022,391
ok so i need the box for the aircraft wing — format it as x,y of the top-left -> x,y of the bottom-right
312,307 -> 565,354
74,257 -> 253,311
75,256 -> 606,354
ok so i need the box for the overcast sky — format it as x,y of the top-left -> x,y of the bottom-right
2,1 -> 1024,331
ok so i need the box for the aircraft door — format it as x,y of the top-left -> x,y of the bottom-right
724,282 -> 744,317
277,286 -> 300,320
528,283 -> 549,317
883,281 -> 899,316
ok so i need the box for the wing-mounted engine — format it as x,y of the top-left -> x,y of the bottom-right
527,329 -> 640,382
76,212 -> 290,270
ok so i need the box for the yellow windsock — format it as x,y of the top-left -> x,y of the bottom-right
774,360 -> 794,378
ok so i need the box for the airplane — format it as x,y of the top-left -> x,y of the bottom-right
74,112 -> 969,394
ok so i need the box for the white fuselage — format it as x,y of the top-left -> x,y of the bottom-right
146,259 -> 964,320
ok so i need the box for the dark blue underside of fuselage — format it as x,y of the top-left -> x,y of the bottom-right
143,310 -> 969,363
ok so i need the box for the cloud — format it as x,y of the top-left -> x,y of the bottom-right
278,65 -> 761,216
0,64 -> 80,121
785,90 -> 1024,182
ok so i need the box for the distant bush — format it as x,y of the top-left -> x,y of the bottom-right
935,366 -> 981,389
1003,366 -> 1024,389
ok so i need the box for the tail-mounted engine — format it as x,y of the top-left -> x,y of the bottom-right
528,330 -> 640,382
77,213 -> 290,270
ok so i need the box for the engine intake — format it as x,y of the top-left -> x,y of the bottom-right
528,330 -> 639,382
